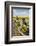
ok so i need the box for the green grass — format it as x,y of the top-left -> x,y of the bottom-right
12,16 -> 29,36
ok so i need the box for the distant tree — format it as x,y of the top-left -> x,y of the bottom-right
22,18 -> 27,26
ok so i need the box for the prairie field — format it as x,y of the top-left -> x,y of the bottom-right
12,16 -> 29,36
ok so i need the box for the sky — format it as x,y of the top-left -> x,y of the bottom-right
13,8 -> 30,16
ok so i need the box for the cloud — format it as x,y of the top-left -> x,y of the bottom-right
13,8 -> 29,16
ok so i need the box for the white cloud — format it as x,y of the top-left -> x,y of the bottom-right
13,8 -> 29,16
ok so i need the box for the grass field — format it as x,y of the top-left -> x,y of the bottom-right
12,16 -> 29,36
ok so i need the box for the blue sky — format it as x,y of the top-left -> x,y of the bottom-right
13,8 -> 30,16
